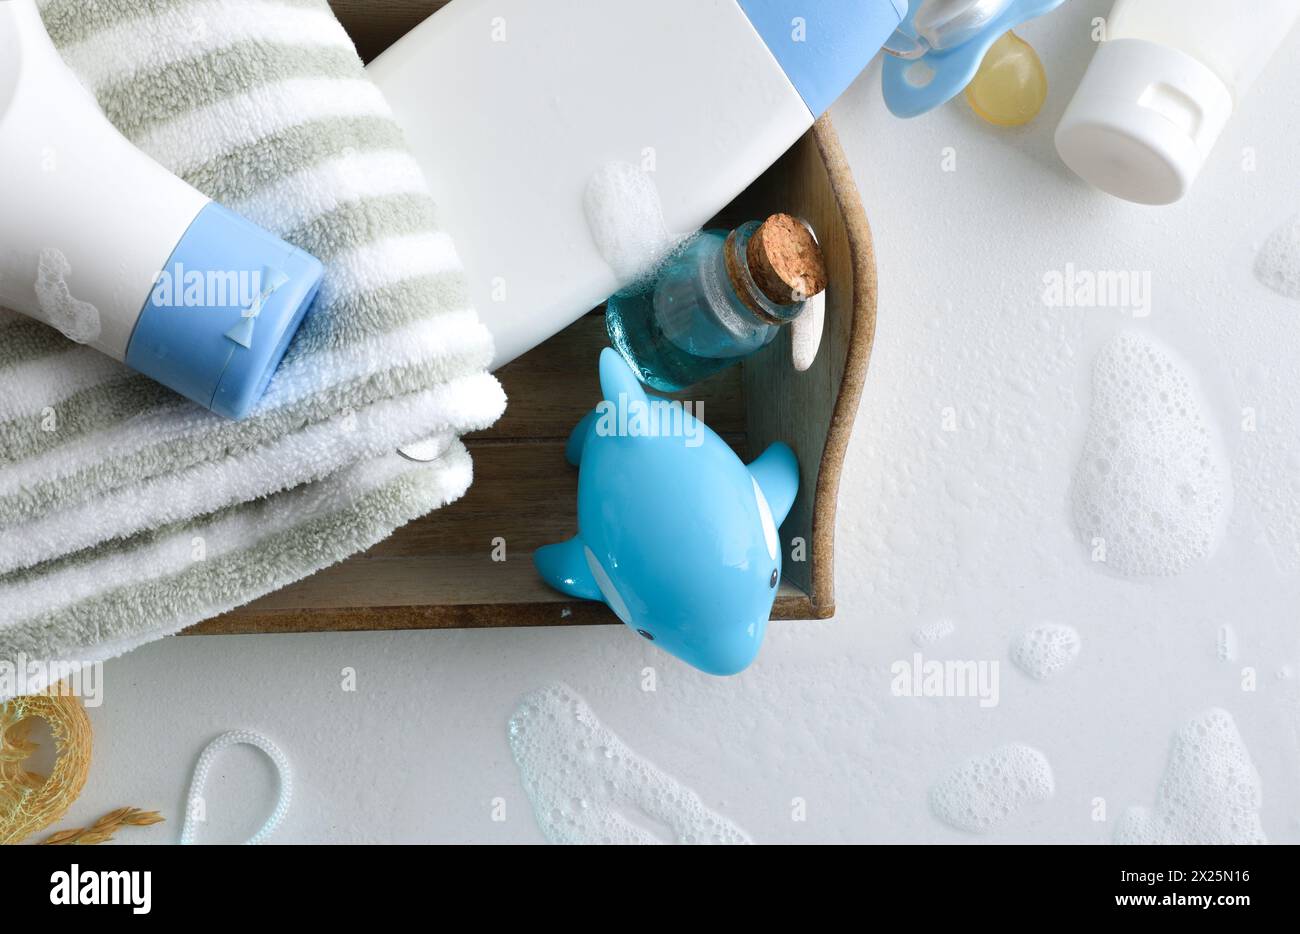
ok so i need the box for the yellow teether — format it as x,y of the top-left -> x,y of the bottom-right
965,30 -> 1047,127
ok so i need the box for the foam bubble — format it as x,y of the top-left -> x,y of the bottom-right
1255,213 -> 1300,300
1072,331 -> 1230,576
1010,623 -> 1080,680
929,743 -> 1054,833
912,618 -> 955,646
583,161 -> 680,288
508,682 -> 752,845
1115,708 -> 1265,844
35,247 -> 101,344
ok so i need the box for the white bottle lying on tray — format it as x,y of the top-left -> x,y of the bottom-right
368,0 -> 905,369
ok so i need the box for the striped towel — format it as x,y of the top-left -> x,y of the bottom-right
0,0 -> 506,683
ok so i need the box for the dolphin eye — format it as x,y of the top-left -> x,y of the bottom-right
637,629 -> 655,641
769,569 -> 779,588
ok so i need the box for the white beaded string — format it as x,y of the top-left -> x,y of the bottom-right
180,730 -> 292,845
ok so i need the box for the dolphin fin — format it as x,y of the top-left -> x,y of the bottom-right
748,442 -> 799,524
534,536 -> 602,601
565,409 -> 599,467
598,347 -> 648,410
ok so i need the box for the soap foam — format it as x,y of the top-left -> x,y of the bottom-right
929,743 -> 1054,833
1115,708 -> 1266,844
583,161 -> 681,289
508,682 -> 752,845
1254,213 -> 1300,300
35,247 -> 101,344
912,618 -> 955,646
1010,623 -> 1080,680
1071,331 -> 1230,576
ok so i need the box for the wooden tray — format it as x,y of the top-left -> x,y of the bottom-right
188,2 -> 878,635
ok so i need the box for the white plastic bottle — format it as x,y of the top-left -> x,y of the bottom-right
369,0 -> 905,368
1056,0 -> 1300,205
0,0 -> 322,419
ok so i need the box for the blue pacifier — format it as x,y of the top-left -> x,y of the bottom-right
881,0 -> 1065,117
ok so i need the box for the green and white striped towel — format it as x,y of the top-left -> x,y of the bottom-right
0,0 -> 506,682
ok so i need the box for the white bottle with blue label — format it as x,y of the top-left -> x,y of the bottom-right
0,0 -> 323,419
369,0 -> 906,369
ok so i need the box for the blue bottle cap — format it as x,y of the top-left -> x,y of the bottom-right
125,202 -> 323,420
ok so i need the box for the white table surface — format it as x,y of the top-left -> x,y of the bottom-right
52,0 -> 1300,844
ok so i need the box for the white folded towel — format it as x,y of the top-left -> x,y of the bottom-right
0,0 -> 507,681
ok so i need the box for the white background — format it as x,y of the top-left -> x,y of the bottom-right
52,0 -> 1300,844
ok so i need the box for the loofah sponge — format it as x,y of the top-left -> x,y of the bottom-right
0,692 -> 92,845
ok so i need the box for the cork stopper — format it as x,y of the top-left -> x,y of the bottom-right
746,214 -> 827,305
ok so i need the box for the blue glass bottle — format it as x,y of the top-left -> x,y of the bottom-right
605,214 -> 825,392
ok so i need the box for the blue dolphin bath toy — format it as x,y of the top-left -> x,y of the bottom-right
535,349 -> 799,676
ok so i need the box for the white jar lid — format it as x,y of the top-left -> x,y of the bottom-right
1055,38 -> 1234,205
